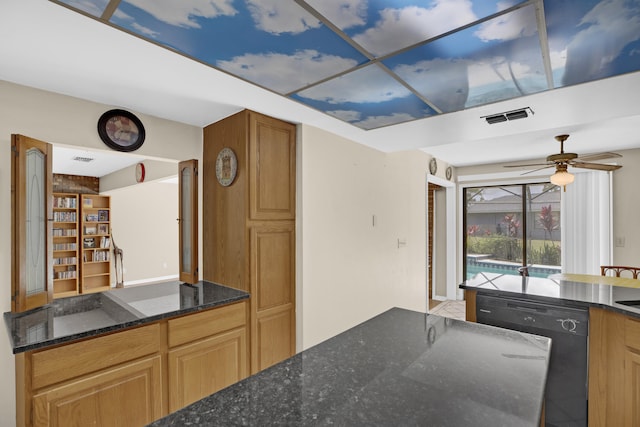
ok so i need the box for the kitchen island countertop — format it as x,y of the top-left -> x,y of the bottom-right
149,307 -> 550,427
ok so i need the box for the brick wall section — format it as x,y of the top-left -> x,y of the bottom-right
53,174 -> 99,194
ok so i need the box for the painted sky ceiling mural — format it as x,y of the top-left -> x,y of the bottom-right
53,0 -> 640,130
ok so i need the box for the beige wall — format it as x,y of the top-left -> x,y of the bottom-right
0,80 -> 202,424
105,180 -> 179,284
298,124 -> 430,349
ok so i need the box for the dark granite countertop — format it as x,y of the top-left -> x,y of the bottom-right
4,281 -> 249,354
149,307 -> 550,427
460,272 -> 640,318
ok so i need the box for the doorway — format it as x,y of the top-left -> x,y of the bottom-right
428,183 -> 445,309
426,174 -> 457,312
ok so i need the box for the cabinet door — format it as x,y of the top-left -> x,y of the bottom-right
168,328 -> 247,412
625,350 -> 640,426
178,159 -> 198,284
12,134 -> 53,312
32,355 -> 163,427
249,112 -> 296,220
250,223 -> 295,372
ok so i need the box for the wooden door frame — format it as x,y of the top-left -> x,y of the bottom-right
426,173 -> 457,301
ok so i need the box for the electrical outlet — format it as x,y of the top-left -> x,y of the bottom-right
615,236 -> 625,247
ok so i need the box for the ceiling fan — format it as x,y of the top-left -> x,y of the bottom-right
506,134 -> 622,187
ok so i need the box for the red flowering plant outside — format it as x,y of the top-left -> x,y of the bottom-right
535,205 -> 561,265
538,205 -> 558,241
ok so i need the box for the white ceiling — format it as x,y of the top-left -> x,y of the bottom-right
52,145 -> 145,177
2,0 -> 640,169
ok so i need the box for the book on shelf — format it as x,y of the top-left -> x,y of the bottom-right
100,236 -> 111,248
53,228 -> 77,237
93,250 -> 110,262
53,211 -> 77,222
53,196 -> 77,208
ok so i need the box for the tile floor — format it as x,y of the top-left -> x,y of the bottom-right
429,300 -> 466,321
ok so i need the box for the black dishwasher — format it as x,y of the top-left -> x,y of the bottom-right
476,294 -> 588,427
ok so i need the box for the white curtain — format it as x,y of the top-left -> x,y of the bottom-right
561,171 -> 612,274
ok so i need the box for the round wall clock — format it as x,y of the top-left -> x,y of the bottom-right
429,158 -> 438,175
135,162 -> 146,183
446,166 -> 453,181
216,147 -> 237,187
98,109 -> 145,152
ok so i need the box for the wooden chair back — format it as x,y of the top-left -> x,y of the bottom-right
600,266 -> 640,279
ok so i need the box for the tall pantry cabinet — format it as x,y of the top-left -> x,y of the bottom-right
203,109 -> 296,374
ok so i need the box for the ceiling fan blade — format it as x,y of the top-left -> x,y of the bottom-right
520,165 -> 554,175
570,161 -> 622,171
576,152 -> 622,162
504,163 -> 550,168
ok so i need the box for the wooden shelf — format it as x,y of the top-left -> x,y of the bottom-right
52,193 -> 79,299
80,194 -> 111,293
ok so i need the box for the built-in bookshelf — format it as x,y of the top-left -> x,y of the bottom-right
52,193 -> 79,298
80,194 -> 111,294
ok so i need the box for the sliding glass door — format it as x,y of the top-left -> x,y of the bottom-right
464,183 -> 561,279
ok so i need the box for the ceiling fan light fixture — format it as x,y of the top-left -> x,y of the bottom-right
550,169 -> 575,186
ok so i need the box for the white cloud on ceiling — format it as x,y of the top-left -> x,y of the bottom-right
466,58 -> 534,87
393,58 -> 469,111
474,4 -> 537,42
60,0 -> 110,16
124,0 -> 237,28
297,65 -> 412,104
306,0 -> 368,29
563,0 -> 640,83
354,112 -> 416,129
131,22 -> 159,38
217,49 -> 358,94
246,0 -> 321,35
327,109 -> 362,122
353,1 -> 477,56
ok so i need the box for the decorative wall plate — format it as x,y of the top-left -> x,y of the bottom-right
446,166 -> 453,180
215,147 -> 237,186
135,162 -> 145,183
429,158 -> 438,175
97,109 -> 145,152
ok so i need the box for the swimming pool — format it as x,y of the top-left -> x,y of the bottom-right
466,263 -> 559,279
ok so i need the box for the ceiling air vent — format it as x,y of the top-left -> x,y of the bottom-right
72,156 -> 95,162
482,107 -> 534,124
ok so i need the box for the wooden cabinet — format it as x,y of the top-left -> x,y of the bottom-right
250,223 -> 295,371
31,355 -> 162,427
52,193 -> 79,298
203,109 -> 296,374
588,307 -> 640,427
17,324 -> 162,427
167,302 -> 249,412
80,194 -> 111,293
16,301 -> 249,427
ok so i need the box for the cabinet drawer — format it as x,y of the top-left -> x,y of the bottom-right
32,324 -> 160,390
626,316 -> 640,351
168,302 -> 246,348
